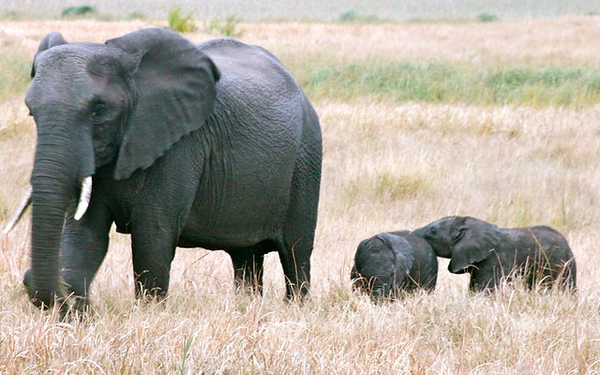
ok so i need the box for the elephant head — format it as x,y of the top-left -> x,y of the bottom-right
351,232 -> 414,300
413,216 -> 500,274
411,217 -> 457,258
23,28 -> 220,308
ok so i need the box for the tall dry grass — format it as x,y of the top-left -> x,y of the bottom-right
1,18 -> 600,373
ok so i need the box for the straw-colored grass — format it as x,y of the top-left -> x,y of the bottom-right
1,17 -> 600,373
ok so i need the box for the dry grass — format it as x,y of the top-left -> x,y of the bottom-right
3,17 -> 600,66
1,18 -> 600,373
0,0 -> 598,21
245,17 -> 600,68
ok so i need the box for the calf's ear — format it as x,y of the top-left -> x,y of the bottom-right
448,217 -> 500,273
377,232 -> 414,280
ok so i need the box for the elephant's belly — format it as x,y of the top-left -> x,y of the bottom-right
179,189 -> 286,251
176,231 -> 273,251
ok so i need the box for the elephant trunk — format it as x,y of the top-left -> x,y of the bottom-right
370,279 -> 390,302
27,122 -> 94,308
411,227 -> 452,258
411,227 -> 426,238
29,179 -> 70,308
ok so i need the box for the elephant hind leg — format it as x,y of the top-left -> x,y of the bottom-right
278,237 -> 312,300
526,265 -> 552,290
279,119 -> 321,300
279,180 -> 319,300
278,173 -> 320,300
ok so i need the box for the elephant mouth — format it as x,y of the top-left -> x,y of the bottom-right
451,264 -> 476,274
3,176 -> 93,235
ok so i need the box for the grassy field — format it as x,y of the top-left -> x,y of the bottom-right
1,17 -> 600,373
1,0 -> 599,21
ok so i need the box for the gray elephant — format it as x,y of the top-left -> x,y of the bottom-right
351,230 -> 438,300
412,216 -> 576,293
12,28 -> 322,310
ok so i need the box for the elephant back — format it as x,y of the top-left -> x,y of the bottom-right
403,232 -> 438,290
198,38 -> 301,98
526,225 -> 576,284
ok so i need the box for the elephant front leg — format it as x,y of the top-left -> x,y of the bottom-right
131,245 -> 176,301
469,267 -> 499,294
229,249 -> 265,295
130,220 -> 179,300
60,204 -> 112,312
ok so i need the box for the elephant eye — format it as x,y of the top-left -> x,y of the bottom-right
454,229 -> 465,243
90,99 -> 106,119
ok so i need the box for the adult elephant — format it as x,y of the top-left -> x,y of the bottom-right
351,230 -> 438,300
412,216 -> 576,293
14,28 -> 322,310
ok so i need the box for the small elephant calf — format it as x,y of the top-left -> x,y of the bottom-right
413,216 -> 577,293
351,230 -> 438,300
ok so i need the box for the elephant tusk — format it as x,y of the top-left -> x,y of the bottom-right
3,186 -> 33,235
74,176 -> 93,221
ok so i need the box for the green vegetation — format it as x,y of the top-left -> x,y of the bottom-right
127,11 -> 146,20
1,11 -> 24,20
206,15 -> 244,37
295,62 -> 600,107
476,12 -> 498,22
373,171 -> 430,200
167,6 -> 197,33
62,5 -> 96,18
339,11 -> 384,23
0,54 -> 31,100
512,196 -> 534,227
484,66 -> 600,105
179,334 -> 194,375
343,171 -> 431,205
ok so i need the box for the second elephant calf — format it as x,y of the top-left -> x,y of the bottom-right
412,216 -> 577,293
351,230 -> 438,300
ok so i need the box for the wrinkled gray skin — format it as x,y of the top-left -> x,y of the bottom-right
351,230 -> 438,300
412,216 -> 577,293
22,28 -> 322,311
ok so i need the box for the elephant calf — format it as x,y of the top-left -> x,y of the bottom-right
351,230 -> 438,300
412,216 -> 577,293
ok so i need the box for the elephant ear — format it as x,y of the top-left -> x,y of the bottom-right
448,216 -> 500,273
31,32 -> 68,77
350,265 -> 359,281
106,28 -> 220,180
351,238 -> 369,279
377,233 -> 414,280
